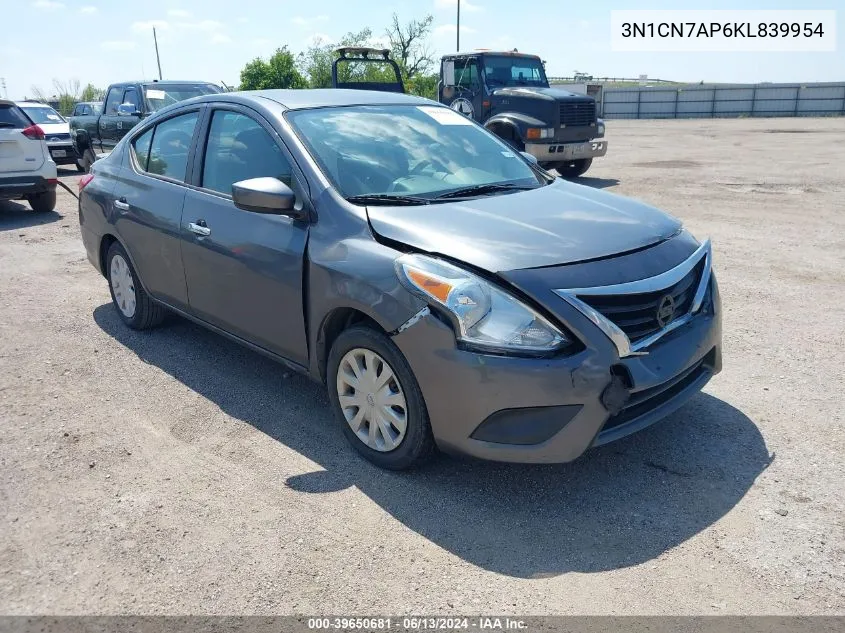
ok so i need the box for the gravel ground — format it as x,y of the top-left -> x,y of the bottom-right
1,117 -> 843,615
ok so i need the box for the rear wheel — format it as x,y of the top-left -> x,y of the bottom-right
327,326 -> 434,470
26,189 -> 56,213
555,158 -> 592,179
106,242 -> 166,330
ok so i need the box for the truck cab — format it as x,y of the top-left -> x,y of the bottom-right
438,51 -> 607,177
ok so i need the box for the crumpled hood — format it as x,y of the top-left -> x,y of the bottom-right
367,180 -> 682,273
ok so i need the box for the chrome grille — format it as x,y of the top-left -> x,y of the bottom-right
578,259 -> 704,343
559,101 -> 596,127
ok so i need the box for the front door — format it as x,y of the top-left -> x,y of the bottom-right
180,106 -> 309,366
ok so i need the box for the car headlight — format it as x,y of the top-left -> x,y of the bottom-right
596,119 -> 605,137
395,254 -> 570,354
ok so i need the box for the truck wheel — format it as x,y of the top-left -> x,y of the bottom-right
80,149 -> 96,174
26,190 -> 57,213
555,158 -> 592,179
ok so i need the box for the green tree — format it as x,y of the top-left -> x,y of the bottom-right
386,13 -> 435,80
80,83 -> 104,102
297,28 -> 379,89
239,46 -> 307,90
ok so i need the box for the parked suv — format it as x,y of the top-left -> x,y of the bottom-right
0,99 -> 58,212
17,101 -> 78,171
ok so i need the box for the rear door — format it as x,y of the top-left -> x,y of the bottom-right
0,102 -> 44,174
98,86 -> 125,152
179,104 -> 310,365
110,106 -> 203,310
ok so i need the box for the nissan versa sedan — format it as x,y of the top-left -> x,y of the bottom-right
78,89 -> 721,470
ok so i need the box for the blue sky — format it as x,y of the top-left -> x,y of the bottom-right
1,0 -> 841,99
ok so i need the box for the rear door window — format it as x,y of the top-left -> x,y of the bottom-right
144,111 -> 199,181
132,127 -> 154,171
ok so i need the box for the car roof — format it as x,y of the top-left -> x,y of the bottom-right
112,80 -> 218,87
192,88 -> 433,111
443,51 -> 541,59
15,101 -> 53,107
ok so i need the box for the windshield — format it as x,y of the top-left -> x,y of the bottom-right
21,106 -> 65,124
142,83 -> 221,112
286,105 -> 543,201
482,55 -> 548,87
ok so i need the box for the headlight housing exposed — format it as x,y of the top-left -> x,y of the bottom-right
395,254 -> 570,355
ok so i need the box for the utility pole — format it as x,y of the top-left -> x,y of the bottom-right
456,0 -> 461,51
153,27 -> 163,80
0,77 -> 6,99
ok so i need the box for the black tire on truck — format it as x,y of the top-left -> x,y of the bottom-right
79,149 -> 96,174
26,189 -> 56,213
555,158 -> 592,179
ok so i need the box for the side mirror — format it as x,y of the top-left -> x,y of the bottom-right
232,177 -> 306,219
520,151 -> 539,165
117,104 -> 141,117
442,60 -> 455,87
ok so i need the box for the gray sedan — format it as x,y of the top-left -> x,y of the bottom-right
77,89 -> 721,470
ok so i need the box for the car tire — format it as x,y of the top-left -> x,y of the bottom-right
81,148 -> 96,174
75,160 -> 85,173
555,158 -> 592,179
106,241 -> 166,330
327,325 -> 435,470
26,189 -> 56,213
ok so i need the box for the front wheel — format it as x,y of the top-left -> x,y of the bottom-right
79,148 -> 96,174
327,326 -> 434,470
555,158 -> 592,179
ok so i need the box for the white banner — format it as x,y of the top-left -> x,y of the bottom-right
611,10 -> 837,52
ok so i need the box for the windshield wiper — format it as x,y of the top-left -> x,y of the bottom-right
435,183 -> 537,200
0,122 -> 18,128
345,193 -> 431,206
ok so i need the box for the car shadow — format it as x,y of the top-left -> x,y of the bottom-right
93,303 -> 771,579
571,176 -> 620,189
0,200 -> 61,231
57,166 -> 81,177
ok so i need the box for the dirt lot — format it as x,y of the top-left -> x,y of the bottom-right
1,117 -> 844,615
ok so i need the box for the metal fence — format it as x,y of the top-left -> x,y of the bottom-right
598,83 -> 845,119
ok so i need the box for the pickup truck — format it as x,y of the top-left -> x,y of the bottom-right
70,80 -> 221,172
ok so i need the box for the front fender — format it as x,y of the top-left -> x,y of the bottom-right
485,112 -> 547,142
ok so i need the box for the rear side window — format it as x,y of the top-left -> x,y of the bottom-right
135,111 -> 199,181
0,104 -> 30,129
201,110 -> 292,196
132,127 -> 154,170
104,88 -> 123,115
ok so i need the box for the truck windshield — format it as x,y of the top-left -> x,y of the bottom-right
482,55 -> 548,88
142,84 -> 222,112
287,104 -> 543,202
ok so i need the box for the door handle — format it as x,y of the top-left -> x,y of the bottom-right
114,198 -> 130,211
188,221 -> 211,237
